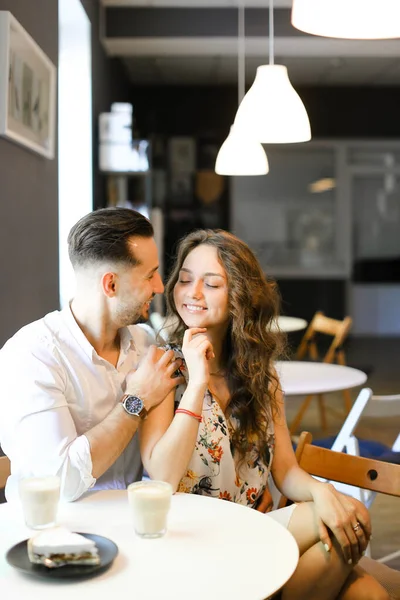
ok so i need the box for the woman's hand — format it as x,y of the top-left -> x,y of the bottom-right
255,486 -> 274,513
311,483 -> 372,565
182,328 -> 214,387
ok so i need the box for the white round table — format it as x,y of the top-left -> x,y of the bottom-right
276,361 -> 367,396
271,316 -> 308,333
0,490 -> 299,600
152,314 -> 308,338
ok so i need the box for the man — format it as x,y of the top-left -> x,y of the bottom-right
0,208 -> 184,501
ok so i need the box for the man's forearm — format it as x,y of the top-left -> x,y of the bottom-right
85,403 -> 140,479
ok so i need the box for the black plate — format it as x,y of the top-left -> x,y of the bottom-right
6,533 -> 118,579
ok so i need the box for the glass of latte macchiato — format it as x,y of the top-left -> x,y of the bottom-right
128,480 -> 173,539
19,476 -> 61,530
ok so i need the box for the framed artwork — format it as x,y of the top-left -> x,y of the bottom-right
168,137 -> 196,174
0,11 -> 56,159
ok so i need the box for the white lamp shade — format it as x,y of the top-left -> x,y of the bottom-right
215,125 -> 269,176
292,0 -> 400,39
234,65 -> 311,144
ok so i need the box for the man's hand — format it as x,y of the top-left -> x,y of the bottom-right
126,346 -> 185,411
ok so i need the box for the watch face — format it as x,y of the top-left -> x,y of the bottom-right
124,395 -> 144,415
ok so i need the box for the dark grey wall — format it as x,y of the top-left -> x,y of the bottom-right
0,1 -> 59,346
0,1 -> 131,347
80,0 -> 132,209
131,84 -> 400,140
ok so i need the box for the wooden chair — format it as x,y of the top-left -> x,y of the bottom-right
278,431 -> 400,512
0,455 -> 11,489
302,388 -> 400,562
277,432 -> 400,568
290,311 -> 353,434
328,389 -> 400,508
310,388 -> 375,508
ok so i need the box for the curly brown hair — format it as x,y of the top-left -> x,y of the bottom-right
165,229 -> 286,463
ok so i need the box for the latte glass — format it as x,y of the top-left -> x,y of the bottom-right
19,476 -> 61,529
128,480 -> 173,539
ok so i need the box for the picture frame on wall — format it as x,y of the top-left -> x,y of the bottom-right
0,11 -> 56,159
168,137 -> 196,174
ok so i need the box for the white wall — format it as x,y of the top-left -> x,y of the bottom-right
58,0 -> 93,307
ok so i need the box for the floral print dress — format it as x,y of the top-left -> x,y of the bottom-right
169,345 -> 275,509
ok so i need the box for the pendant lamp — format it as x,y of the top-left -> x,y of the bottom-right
234,0 -> 311,144
292,0 -> 400,40
215,0 -> 268,176
215,125 -> 270,175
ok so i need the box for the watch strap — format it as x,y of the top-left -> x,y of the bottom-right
121,394 -> 148,420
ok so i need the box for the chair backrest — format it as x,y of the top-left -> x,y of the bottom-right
371,394 -> 400,451
278,431 -> 400,509
296,311 -> 353,364
315,388 -> 400,506
0,455 -> 11,489
330,387 -> 373,454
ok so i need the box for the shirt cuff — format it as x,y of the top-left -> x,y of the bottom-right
61,435 -> 96,502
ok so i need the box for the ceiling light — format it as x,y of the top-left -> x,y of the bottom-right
215,0 -> 268,176
234,64 -> 311,143
292,0 -> 400,40
234,0 -> 311,144
215,125 -> 270,176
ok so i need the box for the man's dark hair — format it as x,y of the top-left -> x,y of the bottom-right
68,208 -> 154,268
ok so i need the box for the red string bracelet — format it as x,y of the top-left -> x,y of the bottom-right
175,408 -> 202,423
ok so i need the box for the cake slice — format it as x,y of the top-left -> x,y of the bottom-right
27,526 -> 100,567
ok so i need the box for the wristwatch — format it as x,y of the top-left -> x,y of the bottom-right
121,394 -> 148,420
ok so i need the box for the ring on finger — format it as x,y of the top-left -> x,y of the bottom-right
352,522 -> 362,532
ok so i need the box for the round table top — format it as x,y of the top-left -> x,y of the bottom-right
152,314 -> 308,338
271,316 -> 308,333
0,490 -> 299,600
276,361 -> 368,396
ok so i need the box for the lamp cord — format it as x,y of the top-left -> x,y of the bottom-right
238,0 -> 245,105
269,0 -> 274,65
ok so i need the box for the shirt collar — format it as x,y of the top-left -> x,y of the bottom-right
119,326 -> 136,355
61,302 -> 136,363
61,302 -> 96,360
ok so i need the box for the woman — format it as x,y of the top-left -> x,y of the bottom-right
140,229 -> 389,600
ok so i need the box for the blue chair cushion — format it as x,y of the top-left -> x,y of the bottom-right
312,436 -> 400,463
378,450 -> 400,464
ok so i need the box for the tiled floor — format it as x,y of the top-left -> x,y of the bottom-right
284,335 -> 400,570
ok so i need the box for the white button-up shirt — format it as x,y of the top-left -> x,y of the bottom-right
0,305 -> 154,502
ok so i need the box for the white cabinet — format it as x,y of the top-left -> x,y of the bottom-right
231,142 -> 351,279
350,284 -> 400,335
231,140 -> 400,284
230,140 -> 400,335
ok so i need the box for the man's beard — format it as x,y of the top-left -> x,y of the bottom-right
117,297 -> 153,327
116,304 -> 144,327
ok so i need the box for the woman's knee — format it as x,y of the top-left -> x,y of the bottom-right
339,569 -> 391,600
360,588 -> 390,600
286,501 -> 320,554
